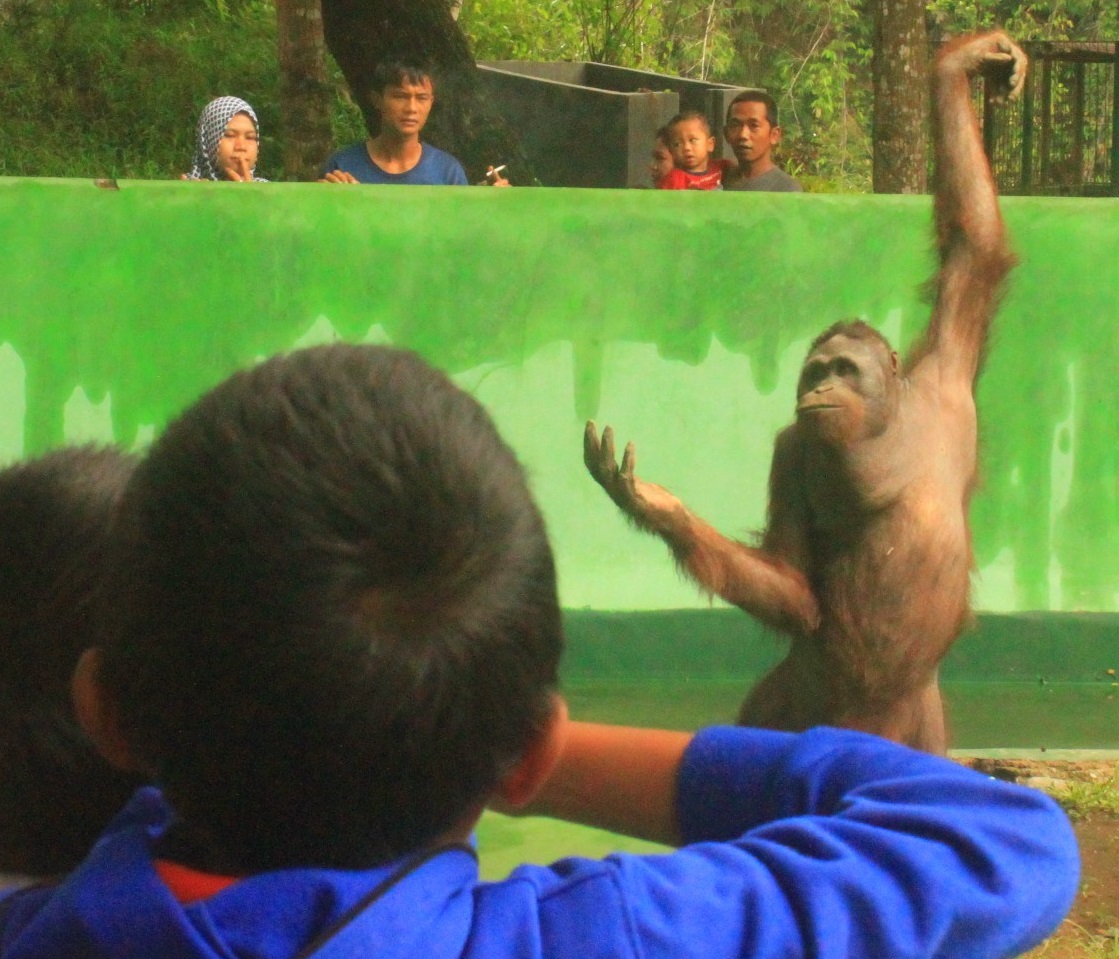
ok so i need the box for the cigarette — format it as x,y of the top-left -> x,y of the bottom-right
488,165 -> 507,177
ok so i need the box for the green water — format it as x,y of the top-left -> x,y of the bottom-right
475,812 -> 670,880
563,678 -> 1119,749
943,681 -> 1119,750
473,678 -> 1117,880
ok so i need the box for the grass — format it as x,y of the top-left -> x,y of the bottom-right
0,0 -> 365,181
1026,769 -> 1119,959
1030,926 -> 1119,959
1053,775 -> 1119,821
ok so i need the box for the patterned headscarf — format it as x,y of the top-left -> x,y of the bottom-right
186,96 -> 266,181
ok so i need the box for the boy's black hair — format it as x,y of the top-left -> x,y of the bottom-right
726,90 -> 779,128
100,345 -> 564,873
373,60 -> 435,95
665,110 -> 712,137
0,446 -> 141,876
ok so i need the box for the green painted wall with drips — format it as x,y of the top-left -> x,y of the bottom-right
1,177 -> 1116,613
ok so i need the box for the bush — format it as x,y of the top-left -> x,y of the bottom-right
0,0 -> 361,180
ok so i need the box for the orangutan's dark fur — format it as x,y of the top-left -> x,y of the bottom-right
584,33 -> 1025,754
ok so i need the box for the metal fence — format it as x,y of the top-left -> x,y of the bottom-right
977,41 -> 1119,196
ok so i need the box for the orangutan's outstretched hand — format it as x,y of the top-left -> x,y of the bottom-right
584,422 -> 684,535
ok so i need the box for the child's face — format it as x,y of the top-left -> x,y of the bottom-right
650,137 -> 674,185
375,76 -> 435,139
724,100 -> 781,169
667,119 -> 715,173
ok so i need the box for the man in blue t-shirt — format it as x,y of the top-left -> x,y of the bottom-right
320,63 -> 507,187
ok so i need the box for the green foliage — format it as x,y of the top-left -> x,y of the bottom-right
927,0 -> 1119,41
460,0 -> 582,62
461,0 -> 735,79
0,0 -> 361,180
3,0 -> 1118,188
0,0 -> 278,177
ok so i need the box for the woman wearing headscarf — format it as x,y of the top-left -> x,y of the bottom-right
181,96 -> 268,182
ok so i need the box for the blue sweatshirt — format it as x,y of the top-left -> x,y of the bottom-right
0,726 -> 1079,959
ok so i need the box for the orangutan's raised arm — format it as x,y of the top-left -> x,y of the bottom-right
905,32 -> 1025,385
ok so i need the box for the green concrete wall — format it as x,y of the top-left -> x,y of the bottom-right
2,176 -> 1118,618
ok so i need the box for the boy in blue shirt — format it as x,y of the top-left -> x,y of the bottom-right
0,342 -> 1078,959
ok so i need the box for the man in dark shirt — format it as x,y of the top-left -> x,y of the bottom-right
722,91 -> 802,192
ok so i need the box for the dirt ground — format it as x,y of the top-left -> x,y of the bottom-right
959,758 -> 1119,958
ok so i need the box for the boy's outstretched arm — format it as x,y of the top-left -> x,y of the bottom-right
516,722 -> 691,846
508,722 -> 1080,959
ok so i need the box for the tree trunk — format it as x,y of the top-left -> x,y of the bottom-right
276,0 -> 334,181
872,0 -> 928,193
320,0 -> 533,184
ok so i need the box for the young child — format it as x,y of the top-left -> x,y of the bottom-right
648,125 -> 674,187
657,111 -> 733,190
0,446 -> 141,888
0,345 -> 1077,959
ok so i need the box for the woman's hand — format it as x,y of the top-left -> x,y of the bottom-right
225,155 -> 254,181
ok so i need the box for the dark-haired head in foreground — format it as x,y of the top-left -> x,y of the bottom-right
90,345 -> 563,873
0,446 -> 141,879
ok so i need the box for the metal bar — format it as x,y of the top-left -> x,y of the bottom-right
1112,45 -> 1119,194
1021,66 -> 1035,193
1040,57 -> 1052,191
1073,62 -> 1085,193
983,75 -> 996,166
